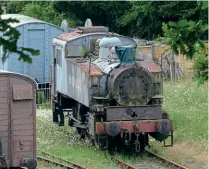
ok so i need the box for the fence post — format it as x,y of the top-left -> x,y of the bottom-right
152,44 -> 156,63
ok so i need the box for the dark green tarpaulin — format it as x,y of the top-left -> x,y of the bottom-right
115,45 -> 137,66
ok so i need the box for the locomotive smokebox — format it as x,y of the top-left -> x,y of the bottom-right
108,66 -> 155,106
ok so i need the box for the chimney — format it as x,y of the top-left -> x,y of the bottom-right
60,19 -> 69,32
84,18 -> 92,27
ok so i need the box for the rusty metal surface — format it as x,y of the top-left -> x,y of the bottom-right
57,26 -> 108,41
0,71 -> 37,168
77,26 -> 109,33
108,66 -> 155,106
138,61 -> 161,73
106,105 -> 162,121
146,150 -> 189,169
39,151 -> 87,169
96,120 -> 173,134
111,157 -> 138,169
37,156 -> 75,169
62,58 -> 103,107
112,152 -> 188,169
57,31 -> 81,41
70,59 -> 103,76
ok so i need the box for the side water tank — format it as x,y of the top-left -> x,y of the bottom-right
99,37 -> 121,58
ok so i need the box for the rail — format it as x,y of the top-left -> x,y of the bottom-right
111,157 -> 138,169
111,150 -> 189,169
145,150 -> 188,169
38,151 -> 87,169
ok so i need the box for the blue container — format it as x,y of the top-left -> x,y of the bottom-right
0,14 -> 64,84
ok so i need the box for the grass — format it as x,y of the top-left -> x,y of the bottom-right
163,78 -> 208,148
36,115 -> 121,169
36,78 -> 208,168
150,78 -> 208,168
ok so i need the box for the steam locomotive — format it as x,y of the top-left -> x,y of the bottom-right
51,26 -> 173,152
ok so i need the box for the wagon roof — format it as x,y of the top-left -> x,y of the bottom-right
57,30 -> 108,42
0,70 -> 38,88
1,14 -> 63,30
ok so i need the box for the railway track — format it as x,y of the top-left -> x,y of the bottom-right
111,150 -> 189,169
37,151 -> 87,169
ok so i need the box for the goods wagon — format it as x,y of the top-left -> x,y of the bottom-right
51,26 -> 173,152
0,71 -> 37,169
0,14 -> 64,86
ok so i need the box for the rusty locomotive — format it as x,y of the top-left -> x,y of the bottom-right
51,26 -> 173,152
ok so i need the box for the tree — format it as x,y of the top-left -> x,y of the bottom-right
54,1 -> 132,33
162,2 -> 208,85
7,1 -> 79,27
0,5 -> 39,63
120,1 -> 208,40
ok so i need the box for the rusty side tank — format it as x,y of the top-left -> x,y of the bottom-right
0,71 -> 37,169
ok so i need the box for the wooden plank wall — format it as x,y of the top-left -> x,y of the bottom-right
137,44 -> 194,77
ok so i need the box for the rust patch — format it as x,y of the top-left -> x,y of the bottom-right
69,58 -> 103,76
96,120 -> 173,134
139,61 -> 161,72
57,31 -> 81,41
57,26 -> 108,41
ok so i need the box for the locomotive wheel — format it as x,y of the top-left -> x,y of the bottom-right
26,159 -> 37,169
68,116 -> 74,126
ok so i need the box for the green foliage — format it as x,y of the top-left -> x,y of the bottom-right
54,1 -> 132,33
7,1 -> 79,27
7,1 -> 208,40
20,2 -> 63,26
7,1 -> 30,13
193,44 -> 208,85
163,79 -> 208,148
120,1 -> 208,40
0,7 -> 39,63
162,19 -> 207,58
161,1 -> 208,85
82,48 -> 89,58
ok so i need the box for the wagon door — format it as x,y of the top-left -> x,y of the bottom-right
10,78 -> 36,167
27,29 -> 45,83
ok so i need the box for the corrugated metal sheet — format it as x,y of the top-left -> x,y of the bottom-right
56,58 -> 103,107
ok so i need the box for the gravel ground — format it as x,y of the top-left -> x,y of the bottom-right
36,109 -> 52,117
132,158 -> 174,169
37,161 -> 62,169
